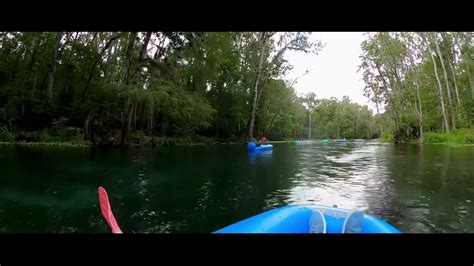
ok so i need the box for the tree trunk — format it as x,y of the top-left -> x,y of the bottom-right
414,80 -> 424,143
157,105 -> 163,136
139,32 -> 152,62
263,110 -> 280,136
91,32 -> 98,45
84,114 -> 91,145
47,32 -> 63,101
25,36 -> 39,90
32,72 -> 38,92
444,32 -> 462,109
248,32 -> 267,140
428,42 -> 450,133
373,93 -> 383,136
374,62 -> 400,137
308,111 -> 312,139
79,34 -> 120,106
135,32 -> 152,83
374,96 -> 380,115
418,115 -> 424,143
123,32 -> 137,85
355,113 -> 358,139
148,101 -> 154,134
238,113 -> 241,135
128,105 -> 134,136
448,60 -> 461,107
466,63 -> 474,128
133,102 -> 138,130
120,33 -> 137,146
448,59 -> 462,124
254,118 -> 260,139
434,33 -> 456,130
121,104 -> 134,147
407,49 -> 424,143
386,73 -> 403,138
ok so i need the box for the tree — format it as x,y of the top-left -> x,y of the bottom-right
301,92 -> 317,139
247,32 -> 322,139
359,32 -> 473,142
425,33 -> 450,133
248,32 -> 268,139
434,33 -> 456,130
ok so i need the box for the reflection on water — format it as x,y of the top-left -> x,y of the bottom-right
263,143 -> 474,233
0,143 -> 473,233
266,144 -> 395,212
248,150 -> 273,165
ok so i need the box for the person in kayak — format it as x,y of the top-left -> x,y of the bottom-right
250,138 -> 262,147
309,209 -> 364,233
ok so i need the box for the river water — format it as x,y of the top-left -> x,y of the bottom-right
0,142 -> 472,233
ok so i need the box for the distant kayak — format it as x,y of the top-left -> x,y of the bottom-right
333,138 -> 348,143
321,139 -> 329,144
214,205 -> 400,233
247,142 -> 273,152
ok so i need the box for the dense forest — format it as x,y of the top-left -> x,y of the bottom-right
360,32 -> 474,143
0,32 -> 473,147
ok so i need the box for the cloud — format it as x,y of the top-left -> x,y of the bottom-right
284,32 -> 378,112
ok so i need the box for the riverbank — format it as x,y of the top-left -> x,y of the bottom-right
424,129 -> 474,144
3,135 -> 473,148
0,137 -> 302,148
379,129 -> 474,145
0,141 -> 88,148
0,134 -> 245,148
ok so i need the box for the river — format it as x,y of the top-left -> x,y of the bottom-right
0,142 -> 472,233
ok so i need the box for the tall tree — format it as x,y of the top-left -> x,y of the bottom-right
426,33 -> 450,133
248,32 -> 268,139
434,33 -> 456,129
47,32 -> 63,101
302,92 -> 317,139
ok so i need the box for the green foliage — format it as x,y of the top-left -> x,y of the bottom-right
310,97 -> 376,139
154,137 -> 178,147
38,130 -> 53,142
4,31 -> 470,147
51,117 -> 69,139
360,32 -> 473,142
0,127 -> 14,141
129,130 -> 148,144
380,132 -> 394,143
424,129 -> 474,144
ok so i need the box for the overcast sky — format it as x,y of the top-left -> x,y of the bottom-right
284,32 -> 376,111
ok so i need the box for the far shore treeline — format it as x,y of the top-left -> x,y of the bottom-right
0,32 -> 472,147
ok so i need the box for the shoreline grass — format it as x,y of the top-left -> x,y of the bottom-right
2,132 -> 474,149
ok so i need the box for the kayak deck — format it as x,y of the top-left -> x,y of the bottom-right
214,205 -> 400,233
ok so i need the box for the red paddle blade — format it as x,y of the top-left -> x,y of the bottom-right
98,186 -> 122,234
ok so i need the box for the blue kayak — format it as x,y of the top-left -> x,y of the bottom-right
247,142 -> 273,152
214,205 -> 400,233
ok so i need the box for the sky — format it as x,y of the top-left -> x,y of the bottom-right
284,32 -> 377,111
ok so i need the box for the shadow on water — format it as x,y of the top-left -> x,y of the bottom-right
386,144 -> 474,233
